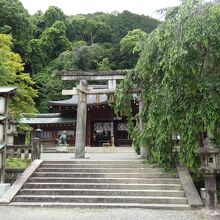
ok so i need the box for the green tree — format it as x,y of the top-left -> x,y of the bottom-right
75,44 -> 104,70
52,43 -> 105,71
40,21 -> 71,61
72,40 -> 87,49
30,20 -> 71,73
43,6 -> 66,29
120,29 -> 148,69
33,6 -> 66,38
0,0 -> 33,61
33,43 -> 105,111
98,58 -> 110,71
115,0 -> 220,170
66,16 -> 112,44
33,70 -> 64,113
0,34 -> 37,119
104,10 -> 159,43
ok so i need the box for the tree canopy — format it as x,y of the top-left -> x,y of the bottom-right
115,0 -> 220,170
0,0 -> 33,62
120,29 -> 148,69
0,34 -> 37,119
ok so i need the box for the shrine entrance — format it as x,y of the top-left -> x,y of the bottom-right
90,120 -> 132,147
91,121 -> 112,147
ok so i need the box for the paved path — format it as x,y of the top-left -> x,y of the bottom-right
41,152 -> 140,161
0,206 -> 208,220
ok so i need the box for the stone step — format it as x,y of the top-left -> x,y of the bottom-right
9,202 -> 192,210
37,168 -> 170,174
14,195 -> 188,204
40,164 -> 158,169
24,183 -> 183,190
43,160 -> 145,165
18,189 -> 185,197
43,146 -> 135,153
28,177 -> 181,184
33,172 -> 175,178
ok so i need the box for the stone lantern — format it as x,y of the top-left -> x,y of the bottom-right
31,127 -> 42,161
35,127 -> 42,139
0,86 -> 17,196
196,137 -> 220,210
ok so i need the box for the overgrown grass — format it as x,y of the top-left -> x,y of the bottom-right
6,158 -> 31,169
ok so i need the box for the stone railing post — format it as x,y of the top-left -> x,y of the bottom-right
0,145 -> 6,183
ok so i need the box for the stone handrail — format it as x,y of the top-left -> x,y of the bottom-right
6,145 -> 32,159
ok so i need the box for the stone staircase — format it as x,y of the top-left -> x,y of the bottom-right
9,160 -> 191,209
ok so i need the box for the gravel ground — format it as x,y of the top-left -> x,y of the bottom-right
0,207 -> 208,220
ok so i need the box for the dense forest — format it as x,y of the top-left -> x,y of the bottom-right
0,0 -> 159,113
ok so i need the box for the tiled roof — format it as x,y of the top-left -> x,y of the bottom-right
20,113 -> 76,125
48,94 -> 108,106
0,86 -> 17,95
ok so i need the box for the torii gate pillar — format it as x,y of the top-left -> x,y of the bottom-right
75,80 -> 88,158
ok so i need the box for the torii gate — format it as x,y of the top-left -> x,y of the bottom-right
60,71 -> 147,158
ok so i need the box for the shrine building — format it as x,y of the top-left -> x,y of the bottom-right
21,71 -> 139,148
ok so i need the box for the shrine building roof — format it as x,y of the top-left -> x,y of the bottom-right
0,86 -> 17,95
48,94 -> 108,107
20,113 -> 76,125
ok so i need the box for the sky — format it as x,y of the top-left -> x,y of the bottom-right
19,0 -> 182,18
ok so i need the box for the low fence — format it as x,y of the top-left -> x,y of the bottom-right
6,145 -> 32,159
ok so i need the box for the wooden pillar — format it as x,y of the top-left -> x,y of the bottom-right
75,80 -> 88,158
